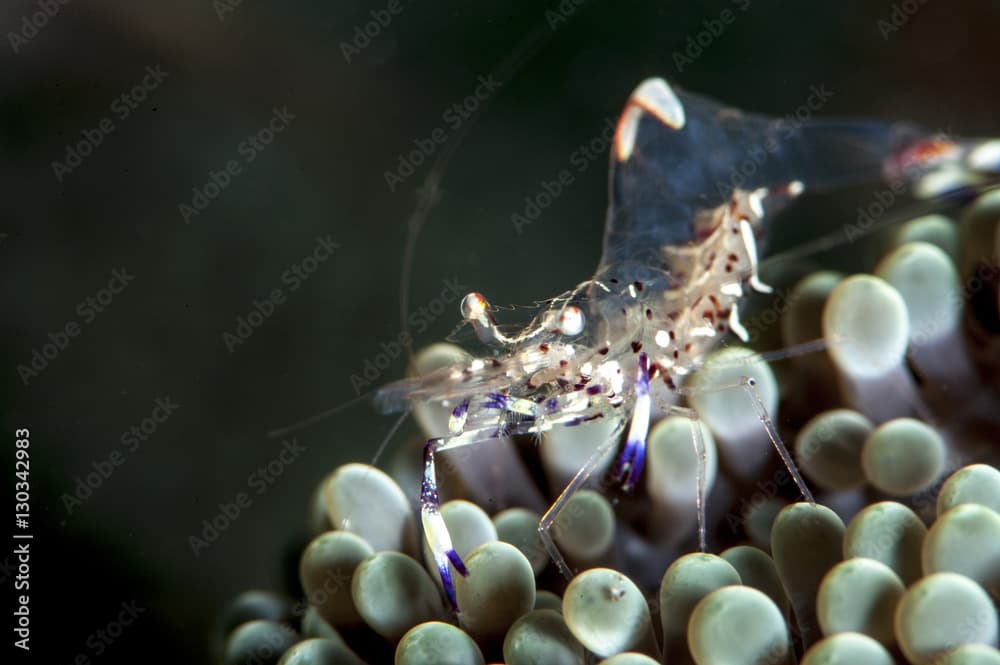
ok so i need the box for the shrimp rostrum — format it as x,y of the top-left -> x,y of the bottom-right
375,78 -> 1000,608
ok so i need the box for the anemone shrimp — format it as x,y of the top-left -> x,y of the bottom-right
371,78 -> 1000,610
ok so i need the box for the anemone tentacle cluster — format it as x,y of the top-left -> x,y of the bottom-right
218,192 -> 1000,665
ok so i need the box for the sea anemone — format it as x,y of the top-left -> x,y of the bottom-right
217,188 -> 1000,665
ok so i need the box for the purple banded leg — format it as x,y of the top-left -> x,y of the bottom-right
419,409 -> 541,610
482,393 -> 508,411
613,352 -> 652,492
420,438 -> 468,608
447,399 -> 470,434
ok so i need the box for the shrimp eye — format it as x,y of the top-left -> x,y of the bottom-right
460,292 -> 489,321
559,306 -> 585,336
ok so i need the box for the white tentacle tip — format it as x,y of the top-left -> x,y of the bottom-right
615,78 -> 686,162
968,139 -> 1000,173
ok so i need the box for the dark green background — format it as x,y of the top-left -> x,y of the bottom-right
2,0 -> 998,662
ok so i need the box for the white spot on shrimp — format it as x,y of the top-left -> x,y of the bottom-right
597,360 -> 624,394
721,282 -> 743,297
749,188 -> 767,218
560,306 -> 585,336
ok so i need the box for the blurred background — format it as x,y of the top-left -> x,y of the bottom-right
1,0 -> 998,662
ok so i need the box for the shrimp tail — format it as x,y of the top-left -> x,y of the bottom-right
776,118 -> 922,190
603,79 -> 998,269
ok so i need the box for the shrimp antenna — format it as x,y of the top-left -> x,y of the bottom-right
397,152 -> 451,362
761,183 -> 999,269
396,19 -> 575,360
268,27 -> 563,443
369,407 -> 411,466
266,390 -> 377,439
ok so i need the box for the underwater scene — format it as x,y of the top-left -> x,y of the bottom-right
3,1 -> 1000,664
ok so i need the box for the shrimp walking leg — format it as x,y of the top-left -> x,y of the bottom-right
423,392 -> 620,606
537,427 -> 624,580
534,362 -> 659,578
421,417 -> 528,607
678,377 -> 815,504
663,403 -> 711,553
538,399 -> 710,578
612,352 -> 652,491
420,435 -> 473,609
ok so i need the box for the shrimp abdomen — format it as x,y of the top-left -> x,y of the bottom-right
602,81 -> 922,269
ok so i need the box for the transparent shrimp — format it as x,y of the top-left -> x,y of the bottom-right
375,78 -> 1000,609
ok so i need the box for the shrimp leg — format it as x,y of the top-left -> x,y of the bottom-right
677,376 -> 815,504
420,396 -> 532,608
420,432 -> 477,609
423,390 -> 624,607
612,352 -> 653,492
538,421 -> 624,580
534,354 -> 651,579
667,403 -> 711,553
539,400 -> 712,577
